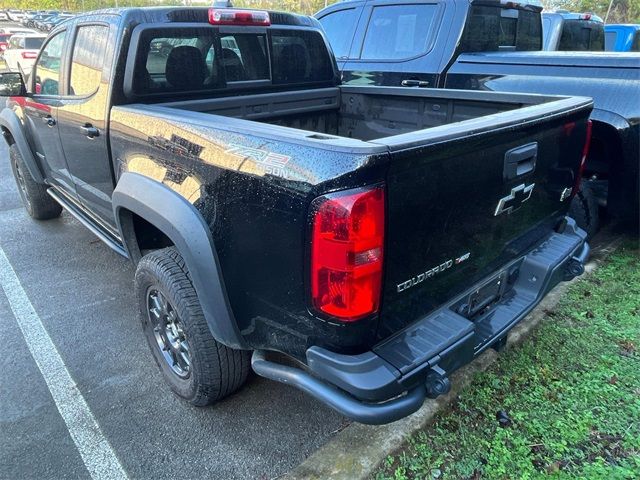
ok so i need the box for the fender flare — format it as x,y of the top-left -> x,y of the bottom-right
590,108 -> 629,133
0,108 -> 45,183
112,172 -> 248,350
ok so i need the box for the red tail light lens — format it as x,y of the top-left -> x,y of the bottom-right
310,185 -> 385,322
21,51 -> 37,59
573,119 -> 593,195
208,9 -> 270,26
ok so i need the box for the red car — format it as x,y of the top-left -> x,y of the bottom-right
0,33 -> 12,54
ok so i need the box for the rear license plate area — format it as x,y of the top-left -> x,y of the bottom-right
453,272 -> 509,319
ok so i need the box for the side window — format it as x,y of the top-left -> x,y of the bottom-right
69,25 -> 110,96
604,30 -> 617,51
360,4 -> 439,60
318,8 -> 359,59
32,30 -> 67,96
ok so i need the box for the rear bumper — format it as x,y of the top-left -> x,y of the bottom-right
252,218 -> 589,425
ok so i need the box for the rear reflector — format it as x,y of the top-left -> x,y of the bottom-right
573,119 -> 593,195
21,51 -> 37,59
310,185 -> 385,322
208,8 -> 270,26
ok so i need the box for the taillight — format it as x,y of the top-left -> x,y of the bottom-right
208,8 -> 270,26
21,51 -> 37,59
573,119 -> 593,195
310,185 -> 385,322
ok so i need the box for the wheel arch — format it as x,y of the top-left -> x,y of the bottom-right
0,108 -> 45,184
113,172 -> 248,350
587,114 -> 625,179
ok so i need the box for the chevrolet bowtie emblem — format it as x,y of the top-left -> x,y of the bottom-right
494,183 -> 535,216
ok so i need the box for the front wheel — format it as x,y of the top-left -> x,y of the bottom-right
135,247 -> 251,406
9,144 -> 62,220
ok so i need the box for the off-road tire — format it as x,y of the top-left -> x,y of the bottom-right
9,144 -> 62,220
135,247 -> 251,406
569,182 -> 599,239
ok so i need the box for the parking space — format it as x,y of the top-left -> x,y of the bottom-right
0,129 -> 347,478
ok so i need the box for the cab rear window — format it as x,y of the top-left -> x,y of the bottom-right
459,5 -> 541,52
558,21 -> 604,51
131,26 -> 335,96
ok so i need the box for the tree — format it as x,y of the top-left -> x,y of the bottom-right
541,0 -> 640,23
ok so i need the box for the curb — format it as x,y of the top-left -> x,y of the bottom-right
285,236 -> 621,480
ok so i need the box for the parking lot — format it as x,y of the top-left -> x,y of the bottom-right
0,106 -> 346,478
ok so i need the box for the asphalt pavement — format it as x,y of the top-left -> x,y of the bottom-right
0,99 -> 346,479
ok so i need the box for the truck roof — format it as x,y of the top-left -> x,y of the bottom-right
542,11 -> 604,23
331,0 -> 543,11
72,6 -> 320,28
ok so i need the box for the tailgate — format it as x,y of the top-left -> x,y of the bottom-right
375,96 -> 592,340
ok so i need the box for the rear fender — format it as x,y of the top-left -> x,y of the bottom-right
0,108 -> 45,183
112,172 -> 248,350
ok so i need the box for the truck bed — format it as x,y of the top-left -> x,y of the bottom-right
152,86 -> 587,148
110,85 -> 592,352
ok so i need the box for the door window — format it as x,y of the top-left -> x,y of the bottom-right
69,25 -> 110,96
318,8 -> 359,59
32,30 -> 67,95
360,4 -> 439,60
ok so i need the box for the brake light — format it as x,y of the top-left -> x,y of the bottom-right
208,8 -> 270,26
0,44 -> 7,51
581,13 -> 592,20
21,51 -> 37,59
310,185 -> 385,322
573,120 -> 593,195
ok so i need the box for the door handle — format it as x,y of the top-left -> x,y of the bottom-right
80,124 -> 100,139
401,79 -> 429,88
42,115 -> 56,127
504,143 -> 537,181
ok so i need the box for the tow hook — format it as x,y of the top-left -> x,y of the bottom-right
425,365 -> 451,399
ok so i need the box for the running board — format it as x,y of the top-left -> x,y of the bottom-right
46,188 -> 128,258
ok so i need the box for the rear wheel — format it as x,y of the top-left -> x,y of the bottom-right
9,144 -> 62,220
135,247 -> 251,406
569,182 -> 599,239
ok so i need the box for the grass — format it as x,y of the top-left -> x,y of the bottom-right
376,244 -> 640,480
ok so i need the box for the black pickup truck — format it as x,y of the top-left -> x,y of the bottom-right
317,0 -> 640,234
1,7 -> 591,425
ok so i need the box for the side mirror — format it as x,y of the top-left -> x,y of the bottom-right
0,72 -> 27,97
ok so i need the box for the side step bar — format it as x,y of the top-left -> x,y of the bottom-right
46,188 -> 128,258
251,350 -> 426,425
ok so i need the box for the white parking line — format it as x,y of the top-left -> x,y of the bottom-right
0,246 -> 128,480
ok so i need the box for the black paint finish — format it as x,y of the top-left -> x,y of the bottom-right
1,7 -> 591,385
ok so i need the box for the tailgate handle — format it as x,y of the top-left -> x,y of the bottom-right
504,143 -> 537,181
